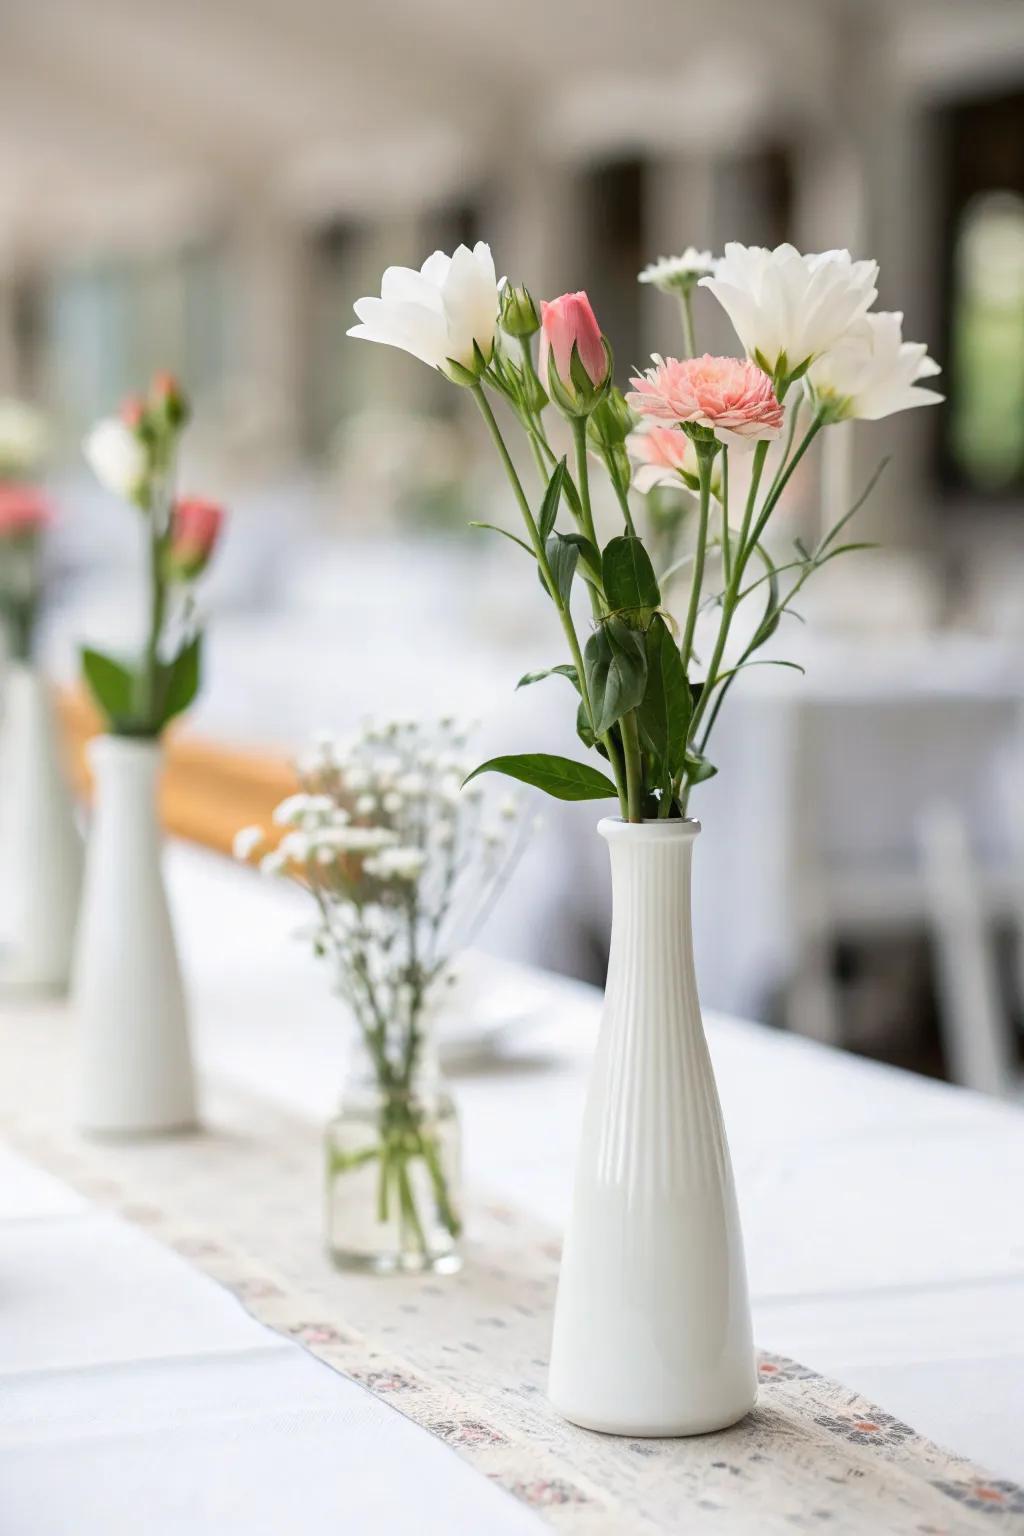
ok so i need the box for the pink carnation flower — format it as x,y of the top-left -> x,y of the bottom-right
627,354 -> 784,446
0,483 -> 52,537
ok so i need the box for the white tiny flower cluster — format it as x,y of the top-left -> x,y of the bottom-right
231,716 -> 532,1084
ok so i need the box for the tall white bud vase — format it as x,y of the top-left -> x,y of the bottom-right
73,735 -> 197,1135
0,663 -> 83,991
548,818 -> 756,1436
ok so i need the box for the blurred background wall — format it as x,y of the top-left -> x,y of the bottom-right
3,0 -> 1024,1091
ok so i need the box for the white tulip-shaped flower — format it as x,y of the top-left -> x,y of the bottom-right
348,242 -> 501,378
701,243 -> 878,377
806,311 -> 943,421
83,417 -> 150,503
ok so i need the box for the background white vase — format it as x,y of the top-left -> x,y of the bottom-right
548,816 -> 756,1436
72,734 -> 197,1135
0,663 -> 83,991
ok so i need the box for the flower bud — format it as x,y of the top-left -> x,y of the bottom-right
500,284 -> 541,339
150,370 -> 189,428
539,291 -> 611,417
164,496 -> 225,581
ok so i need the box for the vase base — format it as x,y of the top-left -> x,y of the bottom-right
79,1116 -> 200,1141
0,944 -> 69,996
328,1246 -> 462,1277
548,1390 -> 757,1439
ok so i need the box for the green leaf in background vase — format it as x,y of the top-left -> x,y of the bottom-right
602,535 -> 660,624
463,752 -> 618,802
80,647 -> 137,731
158,634 -> 202,728
637,614 -> 691,776
584,617 -> 647,738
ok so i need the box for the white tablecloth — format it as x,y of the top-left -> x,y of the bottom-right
2,844 -> 1023,1534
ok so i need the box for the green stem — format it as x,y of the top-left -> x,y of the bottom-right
420,1132 -> 461,1238
720,448 -> 731,587
472,385 -> 628,815
570,418 -> 599,549
688,413 -> 825,751
396,1154 -> 427,1254
619,711 -> 644,823
610,473 -> 638,538
678,290 -> 696,358
680,444 -> 715,672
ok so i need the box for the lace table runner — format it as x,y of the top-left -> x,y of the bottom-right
3,1042 -> 1022,1534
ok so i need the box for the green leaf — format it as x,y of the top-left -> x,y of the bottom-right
516,664 -> 580,693
602,535 -> 660,621
158,634 -> 202,727
684,748 -> 718,784
468,522 -> 535,557
463,752 -> 618,802
542,532 -> 578,606
584,617 -> 647,737
637,614 -> 691,776
558,532 -> 603,589
537,457 -> 566,542
81,647 -> 137,728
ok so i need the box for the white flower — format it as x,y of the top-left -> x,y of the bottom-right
279,831 -> 316,862
382,790 -> 403,815
638,249 -> 714,292
806,311 -> 943,422
259,850 -> 288,877
348,242 -> 501,378
273,793 -> 313,827
82,417 -> 150,502
355,793 -> 377,816
0,399 -> 49,477
232,825 -> 265,862
499,795 -> 519,821
321,825 -> 398,853
396,771 -> 425,797
700,243 -> 878,375
363,845 -> 427,882
344,766 -> 371,793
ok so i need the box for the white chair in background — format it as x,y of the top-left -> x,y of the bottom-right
917,801 -> 1022,1101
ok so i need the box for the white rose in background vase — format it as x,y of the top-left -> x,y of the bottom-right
348,241 -> 502,377
0,399 -> 49,479
701,242 -> 879,377
806,310 -> 943,421
82,416 -> 150,503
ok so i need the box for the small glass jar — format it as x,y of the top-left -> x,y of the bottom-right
325,1033 -> 462,1275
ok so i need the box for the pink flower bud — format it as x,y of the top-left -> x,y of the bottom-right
539,291 -> 608,392
167,496 -> 224,579
0,483 -> 52,537
120,396 -> 146,431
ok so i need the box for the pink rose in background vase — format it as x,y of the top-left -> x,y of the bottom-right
539,292 -> 608,392
166,496 -> 225,580
0,483 -> 52,537
627,354 -> 785,445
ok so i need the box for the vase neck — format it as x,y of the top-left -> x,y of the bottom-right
601,820 -> 701,1031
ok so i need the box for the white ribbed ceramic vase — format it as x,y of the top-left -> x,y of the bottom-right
548,817 -> 756,1436
72,735 -> 196,1135
0,663 -> 83,991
